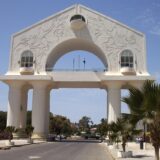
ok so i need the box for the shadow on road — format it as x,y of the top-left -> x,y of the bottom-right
55,139 -> 103,143
132,155 -> 153,158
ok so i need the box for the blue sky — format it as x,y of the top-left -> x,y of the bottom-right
0,0 -> 160,124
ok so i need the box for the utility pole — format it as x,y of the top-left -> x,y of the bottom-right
83,58 -> 86,70
78,55 -> 80,70
73,58 -> 75,71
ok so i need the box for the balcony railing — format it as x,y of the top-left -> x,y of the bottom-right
120,67 -> 136,75
20,67 -> 34,75
46,68 -> 107,72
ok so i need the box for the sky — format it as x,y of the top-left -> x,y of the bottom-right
0,0 -> 160,124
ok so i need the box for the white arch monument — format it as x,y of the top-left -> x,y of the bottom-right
0,4 -> 153,139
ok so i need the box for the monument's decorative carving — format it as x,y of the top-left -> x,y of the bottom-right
12,14 -> 70,71
86,14 -> 142,71
10,5 -> 145,73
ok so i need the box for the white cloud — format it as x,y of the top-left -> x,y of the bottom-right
135,9 -> 154,24
150,22 -> 160,36
134,3 -> 160,36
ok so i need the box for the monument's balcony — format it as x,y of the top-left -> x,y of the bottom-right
0,71 -> 154,89
120,67 -> 136,75
20,67 -> 34,75
70,14 -> 86,30
46,68 -> 107,72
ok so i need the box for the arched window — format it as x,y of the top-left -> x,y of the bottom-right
120,50 -> 133,68
21,51 -> 33,67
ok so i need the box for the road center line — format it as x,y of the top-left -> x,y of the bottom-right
28,156 -> 41,159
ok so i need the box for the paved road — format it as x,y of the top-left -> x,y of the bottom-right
0,140 -> 113,160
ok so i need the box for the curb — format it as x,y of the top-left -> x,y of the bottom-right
102,143 -> 116,160
0,141 -> 46,150
0,146 -> 11,150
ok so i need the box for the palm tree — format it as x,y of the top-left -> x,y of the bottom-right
25,125 -> 34,143
108,121 -> 120,146
118,116 -> 141,152
97,118 -> 108,138
122,80 -> 160,160
5,126 -> 15,143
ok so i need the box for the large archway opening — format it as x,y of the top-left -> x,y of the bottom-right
50,50 -> 107,125
45,38 -> 108,71
53,50 -> 106,71
121,89 -> 130,114
51,89 -> 106,124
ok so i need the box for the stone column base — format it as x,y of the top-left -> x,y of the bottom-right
31,132 -> 48,140
5,141 -> 15,146
13,128 -> 27,139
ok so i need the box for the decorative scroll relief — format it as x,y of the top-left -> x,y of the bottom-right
85,13 -> 144,71
10,7 -> 145,73
11,13 -> 72,71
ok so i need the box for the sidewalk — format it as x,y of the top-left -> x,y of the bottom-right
0,139 -> 45,149
104,142 -> 155,160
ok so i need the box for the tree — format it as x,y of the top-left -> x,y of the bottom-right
0,111 -> 7,132
26,111 -> 32,125
5,126 -> 15,142
108,116 -> 140,152
79,116 -> 92,132
118,117 -> 140,152
50,115 -> 73,136
122,80 -> 160,160
97,118 -> 108,137
25,125 -> 34,142
108,120 -> 121,146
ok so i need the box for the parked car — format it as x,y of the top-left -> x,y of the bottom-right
55,135 -> 67,141
135,137 -> 143,143
47,134 -> 56,142
84,133 -> 101,140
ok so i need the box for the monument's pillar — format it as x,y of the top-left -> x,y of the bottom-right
31,81 -> 49,139
44,88 -> 50,136
131,82 -> 143,90
107,83 -> 121,123
20,88 -> 28,129
7,82 -> 24,128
